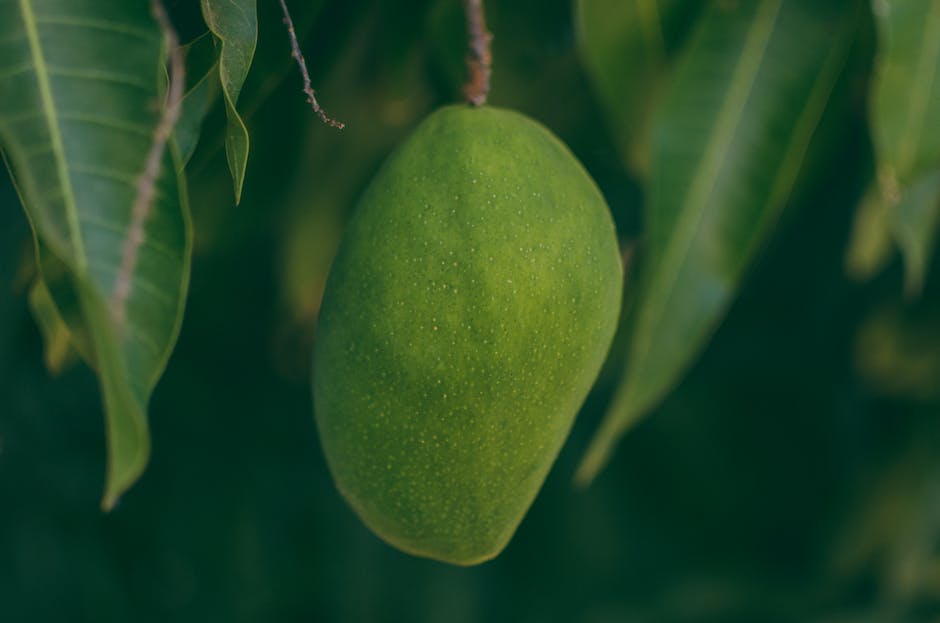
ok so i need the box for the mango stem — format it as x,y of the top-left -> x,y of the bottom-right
462,0 -> 492,106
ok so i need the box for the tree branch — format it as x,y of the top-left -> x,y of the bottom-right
112,0 -> 185,326
463,0 -> 492,106
278,0 -> 344,129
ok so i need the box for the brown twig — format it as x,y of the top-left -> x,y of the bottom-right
463,0 -> 492,106
112,0 -> 185,325
278,0 -> 344,129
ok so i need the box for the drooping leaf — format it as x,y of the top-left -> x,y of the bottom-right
847,174 -> 940,296
175,31 -> 219,167
868,0 -> 940,294
891,170 -> 940,295
576,0 -> 859,483
0,0 -> 192,508
845,184 -> 894,282
201,0 -> 257,203
871,0 -> 940,185
30,239 -> 95,364
27,277 -> 76,376
575,0 -> 704,177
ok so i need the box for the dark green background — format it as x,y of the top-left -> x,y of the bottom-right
2,1 -> 939,621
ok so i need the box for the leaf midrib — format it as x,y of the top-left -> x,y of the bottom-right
632,0 -> 783,369
575,2 -> 847,486
894,0 -> 940,179
18,0 -> 87,273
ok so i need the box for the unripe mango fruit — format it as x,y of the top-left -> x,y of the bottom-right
313,105 -> 622,565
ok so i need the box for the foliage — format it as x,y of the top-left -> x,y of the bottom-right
1,0 -> 939,620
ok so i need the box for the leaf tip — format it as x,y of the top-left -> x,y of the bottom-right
573,433 -> 616,488
229,156 -> 245,205
100,491 -> 119,512
902,265 -> 925,301
575,379 -> 652,486
100,430 -> 152,513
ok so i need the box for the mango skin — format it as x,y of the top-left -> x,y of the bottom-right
313,105 -> 622,565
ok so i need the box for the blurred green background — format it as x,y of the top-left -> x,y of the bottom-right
2,0 -> 940,621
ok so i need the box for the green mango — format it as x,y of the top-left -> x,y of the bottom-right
313,105 -> 622,565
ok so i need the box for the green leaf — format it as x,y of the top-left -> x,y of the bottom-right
28,277 -> 77,376
868,0 -> 940,293
175,32 -> 219,167
30,239 -> 95,364
855,302 -> 940,402
576,0 -> 859,484
845,184 -> 894,282
871,0 -> 940,185
0,0 -> 192,508
575,0 -> 703,176
891,170 -> 940,295
201,0 -> 257,203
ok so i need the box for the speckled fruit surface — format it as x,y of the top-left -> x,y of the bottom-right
313,105 -> 622,565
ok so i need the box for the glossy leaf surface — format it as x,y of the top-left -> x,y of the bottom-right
577,0 -> 858,483
201,0 -> 256,203
575,0 -> 702,176
870,0 -> 940,294
0,0 -> 192,507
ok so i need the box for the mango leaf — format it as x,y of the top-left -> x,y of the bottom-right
845,183 -> 894,282
0,0 -> 192,508
29,240 -> 96,365
575,0 -> 703,177
22,237 -> 97,376
27,277 -> 76,376
201,0 -> 257,203
576,0 -> 859,483
868,0 -> 940,294
846,175 -> 940,294
891,170 -> 940,294
871,0 -> 940,184
175,31 -> 219,167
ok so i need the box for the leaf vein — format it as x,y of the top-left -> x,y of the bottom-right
46,66 -> 153,92
0,109 -> 44,127
79,214 -> 179,262
70,162 -> 168,204
59,111 -> 153,138
87,258 -> 175,308
636,0 -> 783,368
17,0 -> 87,271
0,60 -> 35,82
894,0 -> 940,178
34,15 -> 157,42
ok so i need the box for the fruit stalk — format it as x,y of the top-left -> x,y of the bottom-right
462,0 -> 492,106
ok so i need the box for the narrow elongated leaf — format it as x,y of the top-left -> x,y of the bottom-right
28,277 -> 76,375
30,240 -> 95,364
871,0 -> 940,184
845,184 -> 894,281
175,32 -> 219,167
575,0 -> 703,176
0,0 -> 192,508
576,0 -> 858,483
869,0 -> 940,293
846,175 -> 940,294
201,0 -> 256,203
892,170 -> 940,294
